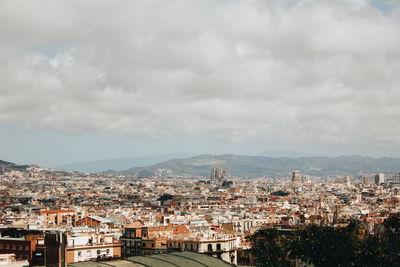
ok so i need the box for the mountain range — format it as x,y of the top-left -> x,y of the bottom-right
112,154 -> 400,178
54,153 -> 192,173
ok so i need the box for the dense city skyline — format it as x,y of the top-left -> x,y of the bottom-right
1,0 -> 400,166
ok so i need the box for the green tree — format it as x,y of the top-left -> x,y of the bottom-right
289,223 -> 360,267
250,228 -> 291,267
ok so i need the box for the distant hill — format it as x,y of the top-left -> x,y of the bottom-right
258,150 -> 320,158
0,159 -> 29,171
0,159 -> 14,167
55,153 -> 192,173
115,154 -> 400,178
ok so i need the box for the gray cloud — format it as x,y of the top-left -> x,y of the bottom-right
1,0 -> 400,148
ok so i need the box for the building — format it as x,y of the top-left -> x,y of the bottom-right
40,210 -> 77,227
344,176 -> 351,186
292,171 -> 301,183
75,216 -> 112,228
121,221 -> 144,257
0,237 -> 34,263
45,232 -> 67,267
167,237 -> 237,265
65,230 -> 121,263
211,166 -> 226,182
0,253 -> 29,267
375,173 -> 385,186
37,230 -> 121,265
0,228 -> 43,264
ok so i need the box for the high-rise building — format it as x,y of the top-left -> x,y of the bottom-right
375,173 -> 385,185
292,171 -> 301,183
344,176 -> 351,186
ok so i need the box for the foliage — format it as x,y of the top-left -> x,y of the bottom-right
251,214 -> 400,267
250,228 -> 291,267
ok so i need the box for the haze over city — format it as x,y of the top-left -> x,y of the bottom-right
1,0 -> 400,167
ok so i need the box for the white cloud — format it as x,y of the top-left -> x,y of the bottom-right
0,0 -> 400,148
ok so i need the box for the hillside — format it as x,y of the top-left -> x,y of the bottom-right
55,153 -> 192,173
0,159 -> 14,167
116,154 -> 400,178
0,159 -> 29,171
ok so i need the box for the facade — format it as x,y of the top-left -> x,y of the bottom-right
292,171 -> 301,183
45,232 -> 67,267
0,253 -> 29,267
141,239 -> 167,255
65,230 -> 121,263
121,221 -> 144,257
375,173 -> 385,185
66,243 -> 121,263
0,238 -> 32,262
0,228 -> 43,264
40,210 -> 77,227
167,237 -> 237,265
363,176 -> 370,185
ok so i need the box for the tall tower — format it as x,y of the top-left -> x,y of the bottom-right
210,154 -> 226,182
292,171 -> 301,183
375,173 -> 385,185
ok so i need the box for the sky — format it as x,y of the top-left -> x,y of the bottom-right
1,0 -> 400,167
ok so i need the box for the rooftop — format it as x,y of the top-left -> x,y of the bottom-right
68,252 -> 233,267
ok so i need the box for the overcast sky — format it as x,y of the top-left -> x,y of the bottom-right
1,0 -> 400,167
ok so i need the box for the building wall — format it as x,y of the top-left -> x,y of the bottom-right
168,239 -> 237,265
75,217 -> 101,227
67,246 -> 117,263
0,239 -> 32,261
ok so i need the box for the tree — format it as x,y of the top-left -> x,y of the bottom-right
250,228 -> 291,267
289,223 -> 360,267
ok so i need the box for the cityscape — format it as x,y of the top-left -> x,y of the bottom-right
2,0 -> 400,266
1,158 -> 400,266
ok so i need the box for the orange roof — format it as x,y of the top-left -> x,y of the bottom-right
126,220 -> 144,228
173,225 -> 190,235
40,210 -> 75,214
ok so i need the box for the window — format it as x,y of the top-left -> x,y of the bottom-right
97,250 -> 101,255
142,242 -> 146,248
216,244 -> 221,251
106,249 -> 110,254
152,243 -> 154,248
78,251 -> 81,257
208,244 -> 213,252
